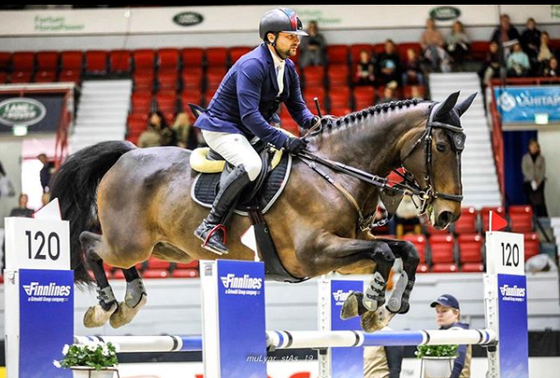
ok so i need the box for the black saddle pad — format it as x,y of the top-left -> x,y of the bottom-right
191,153 -> 292,216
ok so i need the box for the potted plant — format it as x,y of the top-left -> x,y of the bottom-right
415,344 -> 458,378
53,341 -> 119,378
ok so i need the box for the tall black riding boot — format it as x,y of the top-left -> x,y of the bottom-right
194,164 -> 251,255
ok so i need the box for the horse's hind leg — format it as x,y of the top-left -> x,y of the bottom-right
109,267 -> 147,328
80,231 -> 118,328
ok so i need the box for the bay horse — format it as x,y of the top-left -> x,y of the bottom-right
50,91 -> 476,332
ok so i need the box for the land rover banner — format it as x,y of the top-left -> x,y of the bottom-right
0,94 -> 64,134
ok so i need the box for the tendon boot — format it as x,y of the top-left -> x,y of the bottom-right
195,164 -> 251,255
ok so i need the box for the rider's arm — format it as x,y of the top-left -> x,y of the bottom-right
237,58 -> 289,149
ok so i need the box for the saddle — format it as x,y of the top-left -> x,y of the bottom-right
190,138 -> 292,216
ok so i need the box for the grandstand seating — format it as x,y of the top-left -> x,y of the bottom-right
453,207 -> 478,235
508,205 -> 534,233
457,233 -> 484,272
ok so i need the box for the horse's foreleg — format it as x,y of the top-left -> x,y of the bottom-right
377,239 -> 420,314
80,231 -> 118,328
109,267 -> 147,328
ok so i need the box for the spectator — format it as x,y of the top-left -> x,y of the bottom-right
420,18 -> 451,73
0,160 -> 15,198
478,40 -> 503,86
401,47 -> 424,87
364,329 -> 404,378
543,57 -> 558,78
490,14 -> 520,49
9,193 -> 35,218
506,41 -> 531,77
376,82 -> 398,104
37,153 -> 55,193
537,31 -> 555,75
173,111 -> 199,150
138,110 -> 176,148
520,17 -> 541,70
376,39 -> 402,86
298,20 -> 326,68
446,21 -> 471,71
522,138 -> 548,217
393,195 -> 421,238
409,85 -> 424,100
354,49 -> 376,86
430,294 -> 472,378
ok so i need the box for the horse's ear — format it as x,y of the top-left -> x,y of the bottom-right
434,91 -> 461,120
454,92 -> 478,117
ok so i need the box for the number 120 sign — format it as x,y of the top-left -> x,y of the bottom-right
5,217 -> 70,271
486,231 -> 525,275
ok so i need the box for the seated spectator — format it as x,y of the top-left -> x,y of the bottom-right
394,195 -> 421,238
537,31 -> 555,75
543,57 -> 558,78
409,85 -> 424,100
520,17 -> 541,70
138,110 -> 176,148
299,20 -> 326,68
446,20 -> 470,70
420,18 -> 451,73
173,111 -> 199,150
507,41 -> 531,77
478,40 -> 504,86
402,48 -> 424,86
9,193 -> 35,218
375,39 -> 402,86
354,49 -> 376,86
376,82 -> 398,104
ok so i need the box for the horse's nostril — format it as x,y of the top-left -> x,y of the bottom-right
438,211 -> 453,225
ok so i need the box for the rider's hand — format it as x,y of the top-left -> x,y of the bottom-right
308,115 -> 337,129
283,136 -> 308,154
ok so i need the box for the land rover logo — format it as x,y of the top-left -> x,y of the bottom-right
430,6 -> 461,21
173,12 -> 203,27
0,98 -> 46,126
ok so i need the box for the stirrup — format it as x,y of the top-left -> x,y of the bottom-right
198,224 -> 228,255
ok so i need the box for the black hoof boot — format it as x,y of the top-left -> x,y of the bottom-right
195,220 -> 228,255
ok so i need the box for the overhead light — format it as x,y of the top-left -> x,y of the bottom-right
13,124 -> 28,136
534,113 -> 549,125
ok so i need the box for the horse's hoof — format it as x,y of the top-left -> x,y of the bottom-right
360,306 -> 396,333
341,292 -> 359,319
109,293 -> 147,328
83,302 -> 117,328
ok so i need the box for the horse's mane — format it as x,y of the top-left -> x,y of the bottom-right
311,98 -> 429,136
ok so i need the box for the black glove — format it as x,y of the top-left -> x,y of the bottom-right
283,136 -> 308,154
307,115 -> 337,130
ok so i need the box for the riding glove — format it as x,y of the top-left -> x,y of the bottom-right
283,136 -> 308,154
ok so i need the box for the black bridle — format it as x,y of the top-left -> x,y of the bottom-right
298,102 -> 465,230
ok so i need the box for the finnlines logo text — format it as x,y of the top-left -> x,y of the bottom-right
221,274 -> 262,289
499,284 -> 526,302
23,282 -> 71,302
332,289 -> 351,303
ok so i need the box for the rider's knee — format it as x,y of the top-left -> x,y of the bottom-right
245,159 -> 262,182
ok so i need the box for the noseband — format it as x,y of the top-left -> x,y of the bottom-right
397,103 -> 465,214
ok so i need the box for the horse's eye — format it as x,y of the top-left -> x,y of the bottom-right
436,143 -> 446,153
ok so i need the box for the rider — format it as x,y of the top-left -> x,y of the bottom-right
193,8 -> 323,255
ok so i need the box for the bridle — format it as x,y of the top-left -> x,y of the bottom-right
298,102 -> 465,231
396,102 -> 465,214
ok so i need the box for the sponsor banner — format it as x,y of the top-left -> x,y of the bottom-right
19,269 -> 73,378
0,6 -> 556,36
330,280 -> 364,378
498,274 -> 529,378
217,260 -> 267,378
495,86 -> 560,124
0,95 -> 65,134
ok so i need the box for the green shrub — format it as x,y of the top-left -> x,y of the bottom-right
415,344 -> 458,358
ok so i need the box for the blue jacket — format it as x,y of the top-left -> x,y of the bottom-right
442,321 -> 471,378
194,43 -> 314,149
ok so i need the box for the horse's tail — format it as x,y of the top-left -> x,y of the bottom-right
50,140 -> 137,284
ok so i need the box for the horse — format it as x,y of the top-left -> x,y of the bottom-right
50,91 -> 476,332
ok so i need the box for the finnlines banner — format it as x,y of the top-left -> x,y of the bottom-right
495,86 -> 560,123
0,94 -> 64,134
19,268 -> 73,378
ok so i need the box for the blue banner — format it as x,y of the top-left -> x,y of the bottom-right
495,86 -> 560,123
19,269 -> 73,378
217,260 -> 267,378
497,274 -> 529,378
330,280 -> 364,378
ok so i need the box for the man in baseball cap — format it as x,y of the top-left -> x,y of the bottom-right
430,294 -> 471,377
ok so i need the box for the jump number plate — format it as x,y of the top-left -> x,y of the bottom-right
5,217 -> 70,270
486,231 -> 524,275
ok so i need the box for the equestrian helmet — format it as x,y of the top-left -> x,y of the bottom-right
259,8 -> 308,42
